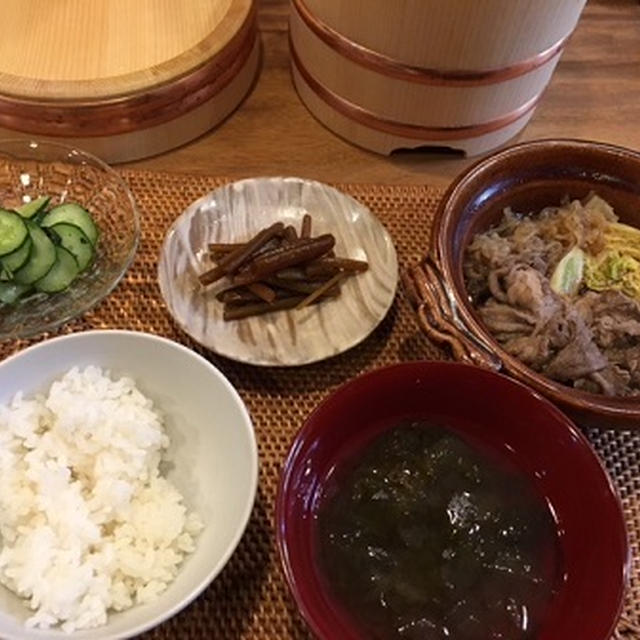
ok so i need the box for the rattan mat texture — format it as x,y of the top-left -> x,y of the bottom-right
1,171 -> 639,640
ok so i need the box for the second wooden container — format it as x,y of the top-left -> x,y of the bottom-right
290,0 -> 588,156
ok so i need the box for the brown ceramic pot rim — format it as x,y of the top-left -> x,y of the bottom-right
431,138 -> 640,417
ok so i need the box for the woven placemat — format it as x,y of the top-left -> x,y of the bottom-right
1,170 -> 638,639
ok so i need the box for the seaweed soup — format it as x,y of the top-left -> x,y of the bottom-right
315,421 -> 563,640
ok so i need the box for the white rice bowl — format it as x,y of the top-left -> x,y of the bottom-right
0,331 -> 258,640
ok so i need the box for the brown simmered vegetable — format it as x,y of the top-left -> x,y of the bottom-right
224,296 -> 307,320
208,242 -> 244,253
222,221 -> 284,272
232,235 -> 336,286
218,283 -> 340,305
305,257 -> 369,278
296,272 -> 345,309
301,214 -> 312,239
216,288 -> 260,304
283,225 -> 298,244
265,276 -> 334,295
199,222 -> 284,285
247,282 -> 277,303
198,214 -> 368,320
197,263 -> 226,287
223,291 -> 338,321
269,268 -> 307,281
209,237 -> 280,260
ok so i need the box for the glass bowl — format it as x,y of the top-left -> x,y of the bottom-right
0,139 -> 139,339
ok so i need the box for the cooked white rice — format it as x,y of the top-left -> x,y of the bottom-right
0,365 -> 203,633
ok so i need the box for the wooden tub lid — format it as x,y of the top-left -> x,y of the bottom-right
0,0 -> 258,160
0,0 -> 253,101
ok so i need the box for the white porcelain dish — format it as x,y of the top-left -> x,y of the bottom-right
158,177 -> 398,366
0,330 -> 258,640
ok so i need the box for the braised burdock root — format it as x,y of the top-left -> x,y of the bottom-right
198,215 -> 369,320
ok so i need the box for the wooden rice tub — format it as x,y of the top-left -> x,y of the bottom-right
290,0 -> 588,156
0,0 -> 259,163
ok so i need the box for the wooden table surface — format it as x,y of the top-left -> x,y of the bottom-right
129,0 -> 640,188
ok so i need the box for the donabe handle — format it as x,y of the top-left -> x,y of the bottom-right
403,254 -> 502,371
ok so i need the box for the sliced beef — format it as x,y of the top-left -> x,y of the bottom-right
541,309 -> 575,350
573,377 -> 601,394
478,300 -> 537,337
624,346 -> 640,377
505,268 -> 544,310
544,318 -> 608,381
504,267 -> 561,325
589,366 -> 632,397
588,291 -> 640,349
465,200 -> 640,396
503,334 -> 552,370
605,346 -> 640,391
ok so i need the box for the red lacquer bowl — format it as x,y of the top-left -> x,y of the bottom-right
276,361 -> 629,640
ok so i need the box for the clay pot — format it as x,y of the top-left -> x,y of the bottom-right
405,139 -> 640,429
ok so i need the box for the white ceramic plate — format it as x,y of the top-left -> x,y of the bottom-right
158,177 -> 398,366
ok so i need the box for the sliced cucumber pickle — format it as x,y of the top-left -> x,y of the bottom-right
13,221 -> 57,285
40,203 -> 98,246
35,246 -> 80,293
0,209 -> 28,256
1,235 -> 32,273
16,196 -> 51,220
0,281 -> 32,305
48,223 -> 94,272
0,197 -> 99,303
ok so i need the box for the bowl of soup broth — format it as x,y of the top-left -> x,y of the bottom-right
276,361 -> 628,640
